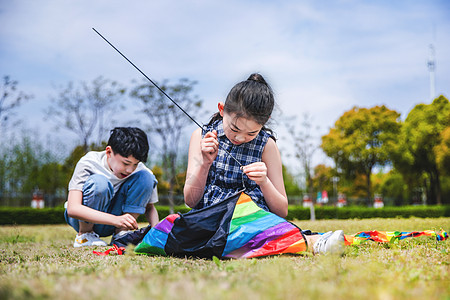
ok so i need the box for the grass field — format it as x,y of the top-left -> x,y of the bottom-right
0,218 -> 449,300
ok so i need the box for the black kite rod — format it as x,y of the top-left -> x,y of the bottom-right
92,28 -> 243,167
92,27 -> 202,128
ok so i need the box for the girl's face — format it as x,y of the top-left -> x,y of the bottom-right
105,146 -> 140,179
219,102 -> 263,145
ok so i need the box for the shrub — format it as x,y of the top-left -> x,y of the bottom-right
0,207 -> 66,225
0,205 -> 448,225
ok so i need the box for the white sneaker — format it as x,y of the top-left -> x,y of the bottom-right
313,230 -> 345,255
74,232 -> 108,247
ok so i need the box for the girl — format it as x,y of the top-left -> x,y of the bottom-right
184,73 -> 287,217
184,73 -> 344,254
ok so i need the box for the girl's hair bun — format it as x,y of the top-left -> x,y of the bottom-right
247,73 -> 268,86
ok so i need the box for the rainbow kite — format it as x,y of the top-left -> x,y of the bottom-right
135,192 -> 307,258
133,192 -> 448,259
344,229 -> 448,245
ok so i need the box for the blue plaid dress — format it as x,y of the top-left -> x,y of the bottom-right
195,119 -> 272,211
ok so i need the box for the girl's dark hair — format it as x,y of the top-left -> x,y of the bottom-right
208,73 -> 275,135
107,127 -> 149,162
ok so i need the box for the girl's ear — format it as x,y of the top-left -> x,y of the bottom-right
218,102 -> 225,117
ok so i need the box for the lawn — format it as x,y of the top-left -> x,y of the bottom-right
0,218 -> 449,300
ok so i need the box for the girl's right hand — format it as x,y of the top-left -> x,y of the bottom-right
201,130 -> 219,165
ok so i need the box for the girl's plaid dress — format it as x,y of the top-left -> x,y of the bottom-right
196,119 -> 272,211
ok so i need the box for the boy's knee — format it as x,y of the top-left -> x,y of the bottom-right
120,171 -> 157,212
133,170 -> 157,190
83,174 -> 113,199
134,170 -> 155,181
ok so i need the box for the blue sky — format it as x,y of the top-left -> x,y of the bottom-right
1,0 -> 449,170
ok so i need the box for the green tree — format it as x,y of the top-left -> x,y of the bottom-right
7,136 -> 41,195
393,96 -> 450,205
37,162 -> 65,193
435,126 -> 450,176
282,164 -> 302,197
0,133 -> 62,205
149,164 -> 186,206
375,170 -> 408,206
312,164 -> 334,200
321,105 -> 401,203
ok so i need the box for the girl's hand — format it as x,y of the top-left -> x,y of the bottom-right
201,130 -> 219,165
242,162 -> 269,187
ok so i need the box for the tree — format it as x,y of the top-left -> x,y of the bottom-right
282,164 -> 302,197
375,170 -> 408,206
0,76 -> 32,135
0,131 -> 75,206
393,96 -> 450,205
321,105 -> 401,203
285,113 -> 319,200
130,78 -> 204,210
7,135 -> 41,195
312,164 -> 334,200
435,126 -> 450,176
46,77 -> 125,151
0,133 -> 50,205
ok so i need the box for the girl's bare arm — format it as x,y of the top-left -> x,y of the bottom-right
183,128 -> 218,208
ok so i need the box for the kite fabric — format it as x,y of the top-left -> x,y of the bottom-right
132,191 -> 448,259
134,191 -> 307,259
344,229 -> 448,245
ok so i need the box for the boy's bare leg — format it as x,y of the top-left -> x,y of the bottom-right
144,203 -> 159,227
78,221 -> 94,234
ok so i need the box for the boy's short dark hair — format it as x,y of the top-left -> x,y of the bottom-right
107,127 -> 149,162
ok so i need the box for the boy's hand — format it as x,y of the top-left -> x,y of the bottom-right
242,162 -> 269,187
201,130 -> 219,165
115,213 -> 138,230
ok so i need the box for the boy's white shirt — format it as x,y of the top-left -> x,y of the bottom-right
68,150 -> 158,204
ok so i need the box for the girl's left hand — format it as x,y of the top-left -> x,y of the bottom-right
242,162 -> 269,187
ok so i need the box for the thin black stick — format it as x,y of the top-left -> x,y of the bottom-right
92,28 -> 243,167
92,28 -> 202,128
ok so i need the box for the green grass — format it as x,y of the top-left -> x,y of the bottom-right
0,218 -> 449,300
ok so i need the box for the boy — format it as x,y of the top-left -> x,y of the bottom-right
65,127 -> 159,247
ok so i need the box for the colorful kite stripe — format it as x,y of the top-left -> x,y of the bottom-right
344,229 -> 449,245
136,213 -> 180,256
223,193 -> 307,258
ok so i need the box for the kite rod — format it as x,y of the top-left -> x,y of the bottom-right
92,28 -> 243,167
92,27 -> 202,128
